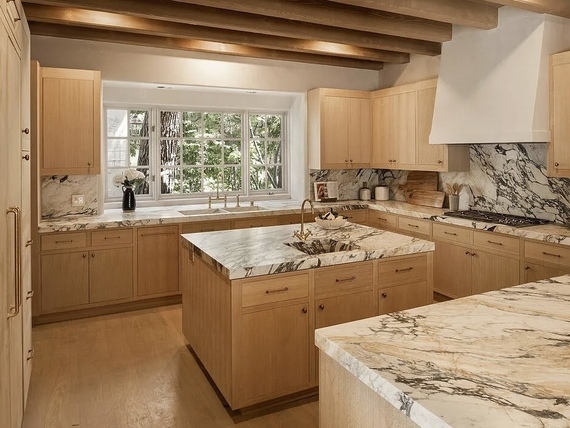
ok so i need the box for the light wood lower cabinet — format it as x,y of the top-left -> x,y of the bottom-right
472,250 -> 520,295
379,282 -> 427,314
41,251 -> 89,311
183,249 -> 431,410
89,247 -> 133,303
522,239 -> 570,282
137,226 -> 179,296
522,262 -> 567,283
433,240 -> 472,298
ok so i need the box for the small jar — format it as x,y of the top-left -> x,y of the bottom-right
359,182 -> 371,201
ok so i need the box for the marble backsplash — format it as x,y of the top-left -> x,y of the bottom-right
41,175 -> 99,219
310,144 -> 570,224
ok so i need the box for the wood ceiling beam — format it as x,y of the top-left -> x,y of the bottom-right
28,22 -> 386,70
470,0 -> 570,18
21,0 -> 448,49
324,0 -> 499,29
24,4 -> 409,63
169,0 -> 452,42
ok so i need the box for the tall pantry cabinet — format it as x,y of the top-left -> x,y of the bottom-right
0,1 -> 32,427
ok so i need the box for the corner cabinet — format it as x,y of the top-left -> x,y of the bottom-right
548,51 -> 570,177
307,88 -> 371,169
372,79 -> 469,172
40,67 -> 101,175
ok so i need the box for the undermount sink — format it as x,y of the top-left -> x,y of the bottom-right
221,206 -> 267,213
178,208 -> 228,216
285,238 -> 360,255
178,205 -> 267,216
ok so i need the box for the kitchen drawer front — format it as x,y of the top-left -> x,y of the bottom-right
41,232 -> 88,251
182,220 -> 231,234
340,209 -> 368,224
474,231 -> 520,256
398,217 -> 431,238
241,273 -> 309,308
314,262 -> 373,297
524,240 -> 570,267
234,217 -> 281,229
377,255 -> 428,288
368,211 -> 398,230
432,223 -> 472,245
91,228 -> 133,246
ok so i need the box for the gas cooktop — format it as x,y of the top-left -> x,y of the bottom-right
443,210 -> 549,227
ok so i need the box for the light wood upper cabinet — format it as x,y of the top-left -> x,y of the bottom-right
307,88 -> 371,169
40,67 -> 101,175
548,51 -> 570,177
372,79 -> 469,172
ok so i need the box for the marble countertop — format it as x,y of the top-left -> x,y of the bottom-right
315,275 -> 570,428
38,199 -> 570,246
182,222 -> 434,279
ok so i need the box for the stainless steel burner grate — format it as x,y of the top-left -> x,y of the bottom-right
443,210 -> 549,227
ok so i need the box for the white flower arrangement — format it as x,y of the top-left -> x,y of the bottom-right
113,168 -> 146,188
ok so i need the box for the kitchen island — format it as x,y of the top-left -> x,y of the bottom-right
316,275 -> 570,428
180,222 -> 435,410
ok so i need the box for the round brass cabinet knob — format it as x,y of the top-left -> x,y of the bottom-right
555,162 -> 560,167
318,304 -> 325,310
301,307 -> 308,314
22,128 -> 30,134
381,293 -> 387,298
22,154 -> 30,161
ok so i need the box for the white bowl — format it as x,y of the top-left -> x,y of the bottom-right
314,216 -> 348,229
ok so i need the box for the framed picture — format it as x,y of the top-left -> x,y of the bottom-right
314,181 -> 339,202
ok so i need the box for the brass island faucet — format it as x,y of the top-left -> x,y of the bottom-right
293,198 -> 314,241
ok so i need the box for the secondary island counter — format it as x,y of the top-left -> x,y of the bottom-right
316,276 -> 570,428
180,222 -> 435,410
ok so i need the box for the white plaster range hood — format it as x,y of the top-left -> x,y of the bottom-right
430,7 -> 570,145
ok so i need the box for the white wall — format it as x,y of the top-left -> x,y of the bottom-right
378,54 -> 440,88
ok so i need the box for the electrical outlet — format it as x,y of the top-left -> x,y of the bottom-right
71,194 -> 86,207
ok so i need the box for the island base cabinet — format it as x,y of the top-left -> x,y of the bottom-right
315,291 -> 375,329
379,282 -> 427,314
319,351 -> 417,428
523,262 -> 568,283
237,303 -> 311,407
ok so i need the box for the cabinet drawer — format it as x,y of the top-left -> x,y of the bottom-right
474,231 -> 520,256
91,228 -> 133,246
314,262 -> 373,297
368,211 -> 398,230
378,255 -> 428,288
432,223 -> 472,245
397,217 -> 431,238
182,221 -> 231,234
41,232 -> 87,251
242,273 -> 309,307
524,240 -> 570,267
234,217 -> 281,229
340,210 -> 368,224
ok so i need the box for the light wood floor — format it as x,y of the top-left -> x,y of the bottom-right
23,305 -> 319,428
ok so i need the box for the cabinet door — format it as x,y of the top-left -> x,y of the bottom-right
315,291 -> 375,329
371,94 -> 393,167
89,247 -> 133,303
41,68 -> 101,175
137,226 -> 179,296
392,91 -> 416,168
379,282 -> 428,314
321,95 -> 349,168
472,250 -> 520,295
523,262 -> 568,283
416,80 -> 445,170
347,97 -> 371,168
41,252 -> 89,311
433,240 -> 472,298
549,52 -> 570,177
238,303 -> 310,405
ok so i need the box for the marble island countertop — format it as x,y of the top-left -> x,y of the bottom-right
38,199 -> 570,246
315,275 -> 570,428
182,222 -> 435,279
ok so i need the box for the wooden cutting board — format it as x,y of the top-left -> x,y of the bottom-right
403,171 -> 438,191
406,190 -> 445,208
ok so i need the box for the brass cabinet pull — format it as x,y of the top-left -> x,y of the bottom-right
377,217 -> 387,221
25,239 -> 33,247
318,304 -> 325,310
266,287 -> 289,294
395,267 -> 413,273
26,290 -> 34,300
444,231 -> 457,236
301,307 -> 308,314
381,292 -> 387,298
22,154 -> 30,161
140,232 -> 176,236
407,223 -> 419,228
104,236 -> 121,240
465,251 -> 476,256
27,349 -> 35,361
438,160 -> 443,164
6,207 -> 21,319
335,276 -> 356,283
22,128 -> 30,134
524,265 -> 530,270
87,162 -> 92,166
487,240 -> 503,246
55,239 -> 73,244
542,251 -> 561,258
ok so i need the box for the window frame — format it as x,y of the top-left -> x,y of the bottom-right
103,104 -> 289,207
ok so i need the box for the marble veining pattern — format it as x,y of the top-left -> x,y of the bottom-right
41,175 -> 99,218
182,222 -> 435,279
315,276 -> 570,428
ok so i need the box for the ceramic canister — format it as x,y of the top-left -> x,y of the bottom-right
375,186 -> 389,201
